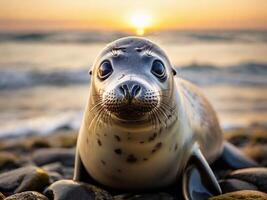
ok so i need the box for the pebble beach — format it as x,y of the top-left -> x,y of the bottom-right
0,124 -> 267,199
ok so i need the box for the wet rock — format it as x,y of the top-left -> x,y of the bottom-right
61,166 -> 74,179
0,139 -> 29,154
0,152 -> 20,172
48,132 -> 77,148
224,128 -> 250,147
42,162 -> 73,179
42,162 -> 64,175
0,166 -> 50,196
226,167 -> 267,193
44,180 -> 113,200
48,171 -> 64,183
40,162 -> 65,182
4,191 -> 48,200
219,179 -> 257,193
224,125 -> 267,167
0,137 -> 50,154
209,190 -> 267,200
243,145 -> 267,167
32,148 -> 75,167
29,138 -> 51,149
224,126 -> 267,148
0,131 -> 76,154
114,193 -> 174,200
0,192 -> 5,200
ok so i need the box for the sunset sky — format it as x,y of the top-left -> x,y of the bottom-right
0,0 -> 267,33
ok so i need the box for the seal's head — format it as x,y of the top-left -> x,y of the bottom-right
89,37 -> 176,122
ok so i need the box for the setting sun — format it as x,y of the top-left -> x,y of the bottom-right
130,12 -> 152,35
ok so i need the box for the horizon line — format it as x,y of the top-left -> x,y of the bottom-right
0,18 -> 267,33
0,27 -> 267,34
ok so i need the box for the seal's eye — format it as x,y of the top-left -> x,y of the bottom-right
151,60 -> 166,81
98,61 -> 113,80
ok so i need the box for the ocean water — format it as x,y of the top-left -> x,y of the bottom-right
0,30 -> 266,138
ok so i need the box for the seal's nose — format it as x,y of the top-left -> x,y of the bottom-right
118,81 -> 142,101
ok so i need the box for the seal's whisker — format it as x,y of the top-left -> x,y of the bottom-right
159,107 -> 169,127
150,109 -> 159,129
148,109 -> 155,127
156,107 -> 168,128
107,110 -> 112,127
160,101 -> 173,110
90,99 -> 109,132
91,110 -> 103,123
149,110 -> 157,129
160,101 -> 172,108
159,103 -> 171,121
160,104 -> 175,120
90,101 -> 104,112
93,105 -> 108,133
86,102 -> 105,127
90,107 -> 104,122
156,94 -> 169,99
99,98 -> 112,127
102,106 -> 111,126
148,112 -> 154,128
99,99 -> 111,125
152,107 -> 165,128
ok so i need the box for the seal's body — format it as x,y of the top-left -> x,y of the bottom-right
78,78 -> 222,189
74,37 -> 256,199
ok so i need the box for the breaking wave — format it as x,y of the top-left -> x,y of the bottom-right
0,30 -> 266,44
0,62 -> 266,90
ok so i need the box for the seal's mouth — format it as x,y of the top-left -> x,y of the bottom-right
104,97 -> 158,120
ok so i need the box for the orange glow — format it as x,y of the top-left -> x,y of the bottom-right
0,0 -> 266,32
130,12 -> 152,35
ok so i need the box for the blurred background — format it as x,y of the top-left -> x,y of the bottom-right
0,0 -> 266,138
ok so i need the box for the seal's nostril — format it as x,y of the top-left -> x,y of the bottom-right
131,85 -> 141,97
119,84 -> 129,97
118,83 -> 141,100
118,85 -> 124,95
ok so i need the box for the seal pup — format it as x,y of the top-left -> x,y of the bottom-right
74,37 -> 257,200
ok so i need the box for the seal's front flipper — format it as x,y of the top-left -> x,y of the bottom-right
73,149 -> 95,184
73,149 -> 85,181
182,147 -> 222,200
212,142 -> 258,170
